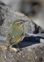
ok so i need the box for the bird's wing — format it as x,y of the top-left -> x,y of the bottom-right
11,36 -> 23,46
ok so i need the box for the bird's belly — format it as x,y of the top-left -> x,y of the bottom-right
11,36 -> 22,45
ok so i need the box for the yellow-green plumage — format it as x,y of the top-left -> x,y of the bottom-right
6,19 -> 25,47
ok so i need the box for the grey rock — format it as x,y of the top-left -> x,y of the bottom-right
35,57 -> 42,62
25,33 -> 44,37
0,1 -> 43,46
0,43 -> 44,62
0,1 -> 43,36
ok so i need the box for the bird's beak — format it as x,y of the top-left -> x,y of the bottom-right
20,21 -> 27,27
20,20 -> 27,24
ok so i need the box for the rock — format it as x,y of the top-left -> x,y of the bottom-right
35,57 -> 42,62
25,33 -> 44,37
0,1 -> 43,36
0,43 -> 44,62
0,1 -> 43,46
40,39 -> 44,43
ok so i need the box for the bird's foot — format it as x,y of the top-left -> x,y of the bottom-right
16,48 -> 22,53
9,46 -> 18,52
9,46 -> 22,53
7,46 -> 10,50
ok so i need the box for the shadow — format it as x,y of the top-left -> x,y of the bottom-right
13,36 -> 44,48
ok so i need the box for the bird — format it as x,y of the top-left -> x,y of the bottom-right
6,19 -> 26,52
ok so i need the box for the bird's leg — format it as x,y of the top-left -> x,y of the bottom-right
17,44 -> 22,53
7,45 -> 10,50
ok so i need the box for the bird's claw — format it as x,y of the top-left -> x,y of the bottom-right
16,48 -> 22,53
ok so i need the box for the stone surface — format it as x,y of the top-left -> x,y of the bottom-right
0,43 -> 44,62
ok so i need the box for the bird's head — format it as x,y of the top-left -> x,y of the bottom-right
13,19 -> 27,27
